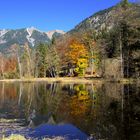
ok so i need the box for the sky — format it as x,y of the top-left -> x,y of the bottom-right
0,0 -> 136,32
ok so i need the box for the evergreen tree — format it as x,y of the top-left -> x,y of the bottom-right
36,43 -> 48,77
121,0 -> 129,7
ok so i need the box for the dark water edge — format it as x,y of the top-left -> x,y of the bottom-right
0,82 -> 140,140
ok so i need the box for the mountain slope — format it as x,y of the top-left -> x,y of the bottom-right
0,27 -> 65,52
69,3 -> 140,33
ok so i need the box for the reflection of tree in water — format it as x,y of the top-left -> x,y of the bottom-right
56,84 -> 97,132
122,84 -> 140,140
83,84 -> 123,140
0,82 -> 63,126
0,82 -> 139,140
20,83 -> 63,126
56,83 -> 140,140
0,83 -> 22,118
34,83 -> 62,115
88,83 -> 140,140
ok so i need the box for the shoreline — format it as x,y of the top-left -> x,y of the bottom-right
0,77 -> 103,84
0,77 -> 138,84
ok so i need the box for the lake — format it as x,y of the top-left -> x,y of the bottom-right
0,82 -> 139,140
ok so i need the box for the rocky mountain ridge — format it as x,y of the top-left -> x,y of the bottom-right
0,27 -> 65,51
70,3 -> 140,33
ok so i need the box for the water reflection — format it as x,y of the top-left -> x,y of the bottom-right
0,82 -> 139,140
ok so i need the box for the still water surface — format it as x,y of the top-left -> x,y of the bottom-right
0,82 -> 139,140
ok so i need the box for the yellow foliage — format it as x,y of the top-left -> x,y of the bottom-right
77,58 -> 88,69
74,85 -> 90,101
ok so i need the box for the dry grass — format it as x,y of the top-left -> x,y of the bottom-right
0,77 -> 138,84
0,77 -> 103,84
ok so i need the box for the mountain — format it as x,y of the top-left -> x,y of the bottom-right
46,30 -> 65,40
0,2 -> 139,52
69,3 -> 140,33
0,27 -> 65,52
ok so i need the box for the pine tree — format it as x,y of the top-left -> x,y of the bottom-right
121,0 -> 129,7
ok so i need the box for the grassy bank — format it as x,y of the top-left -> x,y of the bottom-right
0,77 -> 139,84
0,77 -> 103,84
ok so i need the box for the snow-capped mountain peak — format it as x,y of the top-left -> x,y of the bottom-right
26,27 -> 36,36
0,29 -> 9,37
0,28 -> 65,51
26,27 -> 36,46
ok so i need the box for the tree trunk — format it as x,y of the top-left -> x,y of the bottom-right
26,45 -> 32,77
17,52 -> 22,79
18,82 -> 23,106
27,60 -> 31,78
1,57 -> 4,79
119,33 -> 124,78
1,82 -> 5,105
90,50 -> 94,75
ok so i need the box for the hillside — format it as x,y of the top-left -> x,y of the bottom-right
69,3 -> 140,33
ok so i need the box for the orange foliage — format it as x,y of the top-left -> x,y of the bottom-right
0,54 -> 17,74
66,40 -> 88,65
4,57 -> 17,73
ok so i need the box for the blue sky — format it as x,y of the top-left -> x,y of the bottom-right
0,0 -> 135,32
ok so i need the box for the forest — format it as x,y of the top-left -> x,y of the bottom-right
0,0 -> 139,80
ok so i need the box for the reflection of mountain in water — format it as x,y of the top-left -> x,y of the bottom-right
0,82 -> 139,140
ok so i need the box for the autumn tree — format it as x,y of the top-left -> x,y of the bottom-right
81,30 -> 101,75
66,40 -> 88,76
11,44 -> 22,79
55,35 -> 76,73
